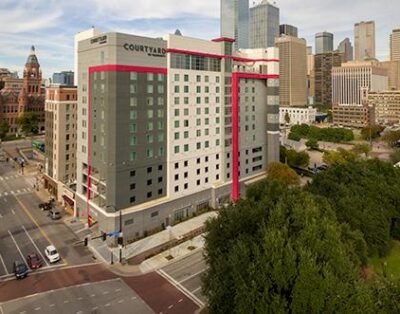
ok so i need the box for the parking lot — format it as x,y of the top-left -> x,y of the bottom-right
159,250 -> 207,307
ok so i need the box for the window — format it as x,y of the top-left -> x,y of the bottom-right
130,110 -> 137,120
184,183 -> 188,190
130,183 -> 136,190
174,109 -> 180,117
174,74 -> 179,81
157,84 -> 164,93
125,218 -> 134,226
184,108 -> 189,116
184,97 -> 189,104
184,74 -> 189,82
174,132 -> 180,140
196,86 -> 201,93
196,130 -> 201,137
174,121 -> 180,128
158,165 -> 163,171
151,211 -> 158,217
147,167 -> 152,173
197,158 -> 200,164
147,73 -> 154,81
184,144 -> 189,152
157,109 -> 164,118
147,110 -> 153,118
147,97 -> 154,106
184,171 -> 188,178
130,152 -> 136,161
175,163 -> 179,169
158,177 -> 163,183
147,192 -> 153,198
130,84 -> 137,93
129,135 -> 136,146
130,97 -> 137,107
158,189 -> 163,195
130,196 -> 136,203
197,179 -> 200,186
174,86 -> 180,93
130,170 -> 136,177
147,85 -> 153,93
175,186 -> 179,192
205,75 -> 209,82
196,75 -> 201,82
130,72 -> 137,80
147,122 -> 154,131
184,86 -> 189,93
147,148 -> 153,158
174,146 -> 180,154
147,179 -> 152,186
196,142 -> 201,149
184,120 -> 189,127
184,131 -> 189,138
196,97 -> 201,104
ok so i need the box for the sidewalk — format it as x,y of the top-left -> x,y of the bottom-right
62,211 -> 217,274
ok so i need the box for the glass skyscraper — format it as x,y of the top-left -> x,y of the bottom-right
221,0 -> 249,49
315,32 -> 334,54
249,0 -> 279,49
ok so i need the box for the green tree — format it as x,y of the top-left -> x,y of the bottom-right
390,149 -> 400,164
382,130 -> 400,147
322,148 -> 359,166
203,181 -> 369,313
286,149 -> 310,168
267,162 -> 300,186
279,145 -> 287,163
305,138 -> 319,150
288,132 -> 301,141
361,125 -> 384,141
16,112 -> 39,135
0,120 -> 9,140
352,143 -> 372,157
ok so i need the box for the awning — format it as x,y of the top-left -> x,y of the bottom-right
62,194 -> 74,206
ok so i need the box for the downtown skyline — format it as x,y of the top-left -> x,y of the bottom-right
0,0 -> 399,78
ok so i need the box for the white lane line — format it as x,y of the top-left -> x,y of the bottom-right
156,269 -> 205,308
168,304 -> 174,309
178,298 -> 183,303
49,304 -> 55,307
191,286 -> 202,294
11,209 -> 15,215
0,213 -> 2,218
22,225 -> 49,266
179,269 -> 206,284
16,190 -> 20,194
34,307 -> 41,311
105,303 -> 111,307
117,299 -> 124,304
4,192 -> 8,196
0,254 -> 9,275
8,230 -> 25,261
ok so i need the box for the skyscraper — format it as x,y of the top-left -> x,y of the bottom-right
275,35 -> 307,106
52,71 -> 74,86
249,0 -> 279,48
390,28 -> 400,62
354,21 -> 375,61
337,38 -> 353,62
315,32 -> 334,54
314,52 -> 343,106
280,24 -> 298,37
221,0 -> 249,49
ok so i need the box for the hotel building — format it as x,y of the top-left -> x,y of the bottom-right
44,85 -> 77,214
75,32 -> 280,241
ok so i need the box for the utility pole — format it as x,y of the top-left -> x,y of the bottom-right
119,210 -> 122,263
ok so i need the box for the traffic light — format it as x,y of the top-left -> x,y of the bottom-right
84,237 -> 88,246
102,232 -> 107,241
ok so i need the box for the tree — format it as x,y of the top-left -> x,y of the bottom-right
288,132 -> 301,141
266,162 -> 299,186
203,181 -> 370,313
0,120 -> 9,140
322,148 -> 359,166
352,143 -> 372,157
361,125 -> 384,141
305,138 -> 319,150
390,149 -> 400,164
284,112 -> 290,125
16,112 -> 39,135
286,149 -> 310,168
382,130 -> 400,147
279,145 -> 287,163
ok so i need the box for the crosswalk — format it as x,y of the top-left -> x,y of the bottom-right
0,174 -> 21,181
0,187 -> 33,197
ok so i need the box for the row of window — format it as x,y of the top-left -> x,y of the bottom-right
173,140 -> 220,153
173,127 -> 220,139
173,73 -> 220,83
173,96 -> 220,105
171,53 -> 221,72
173,85 -> 220,94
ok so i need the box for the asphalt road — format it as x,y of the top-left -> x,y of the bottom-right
0,160 -> 93,280
159,250 -> 207,306
0,263 -> 200,314
1,278 -> 154,314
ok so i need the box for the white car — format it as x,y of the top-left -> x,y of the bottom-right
44,245 -> 60,263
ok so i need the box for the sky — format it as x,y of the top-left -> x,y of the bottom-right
0,0 -> 399,79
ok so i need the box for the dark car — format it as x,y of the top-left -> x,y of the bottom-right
13,261 -> 29,279
26,253 -> 43,269
48,210 -> 61,220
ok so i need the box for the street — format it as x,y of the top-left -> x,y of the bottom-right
0,158 -> 93,280
159,250 -> 207,307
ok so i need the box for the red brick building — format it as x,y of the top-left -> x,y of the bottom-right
0,46 -> 45,134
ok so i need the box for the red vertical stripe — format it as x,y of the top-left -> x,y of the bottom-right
231,73 -> 239,202
87,71 -> 91,226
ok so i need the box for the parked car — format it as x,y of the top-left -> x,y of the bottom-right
48,210 -> 61,220
44,245 -> 60,263
26,253 -> 43,269
39,201 -> 53,211
13,261 -> 29,279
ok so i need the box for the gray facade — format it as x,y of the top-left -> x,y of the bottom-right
249,0 -> 279,48
280,24 -> 297,37
52,71 -> 74,85
221,0 -> 249,49
338,38 -> 353,62
315,32 -> 334,54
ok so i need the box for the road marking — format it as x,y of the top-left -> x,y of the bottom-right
16,190 -> 20,194
4,192 -> 8,196
117,299 -> 124,304
91,307 -> 98,311
115,288 -> 122,292
77,297 -> 83,300
63,300 -> 69,304
105,303 -> 111,307
168,304 -> 174,309
90,294 -> 96,297
0,254 -> 9,275
34,307 -> 41,311
11,209 -> 15,215
157,269 -> 205,308
103,291 -> 109,295
178,298 -> 183,303
8,230 -> 25,260
76,311 -> 83,314
22,225 -> 49,266
13,195 -> 68,265
191,286 -> 202,294
179,268 -> 206,284
49,304 -> 55,307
